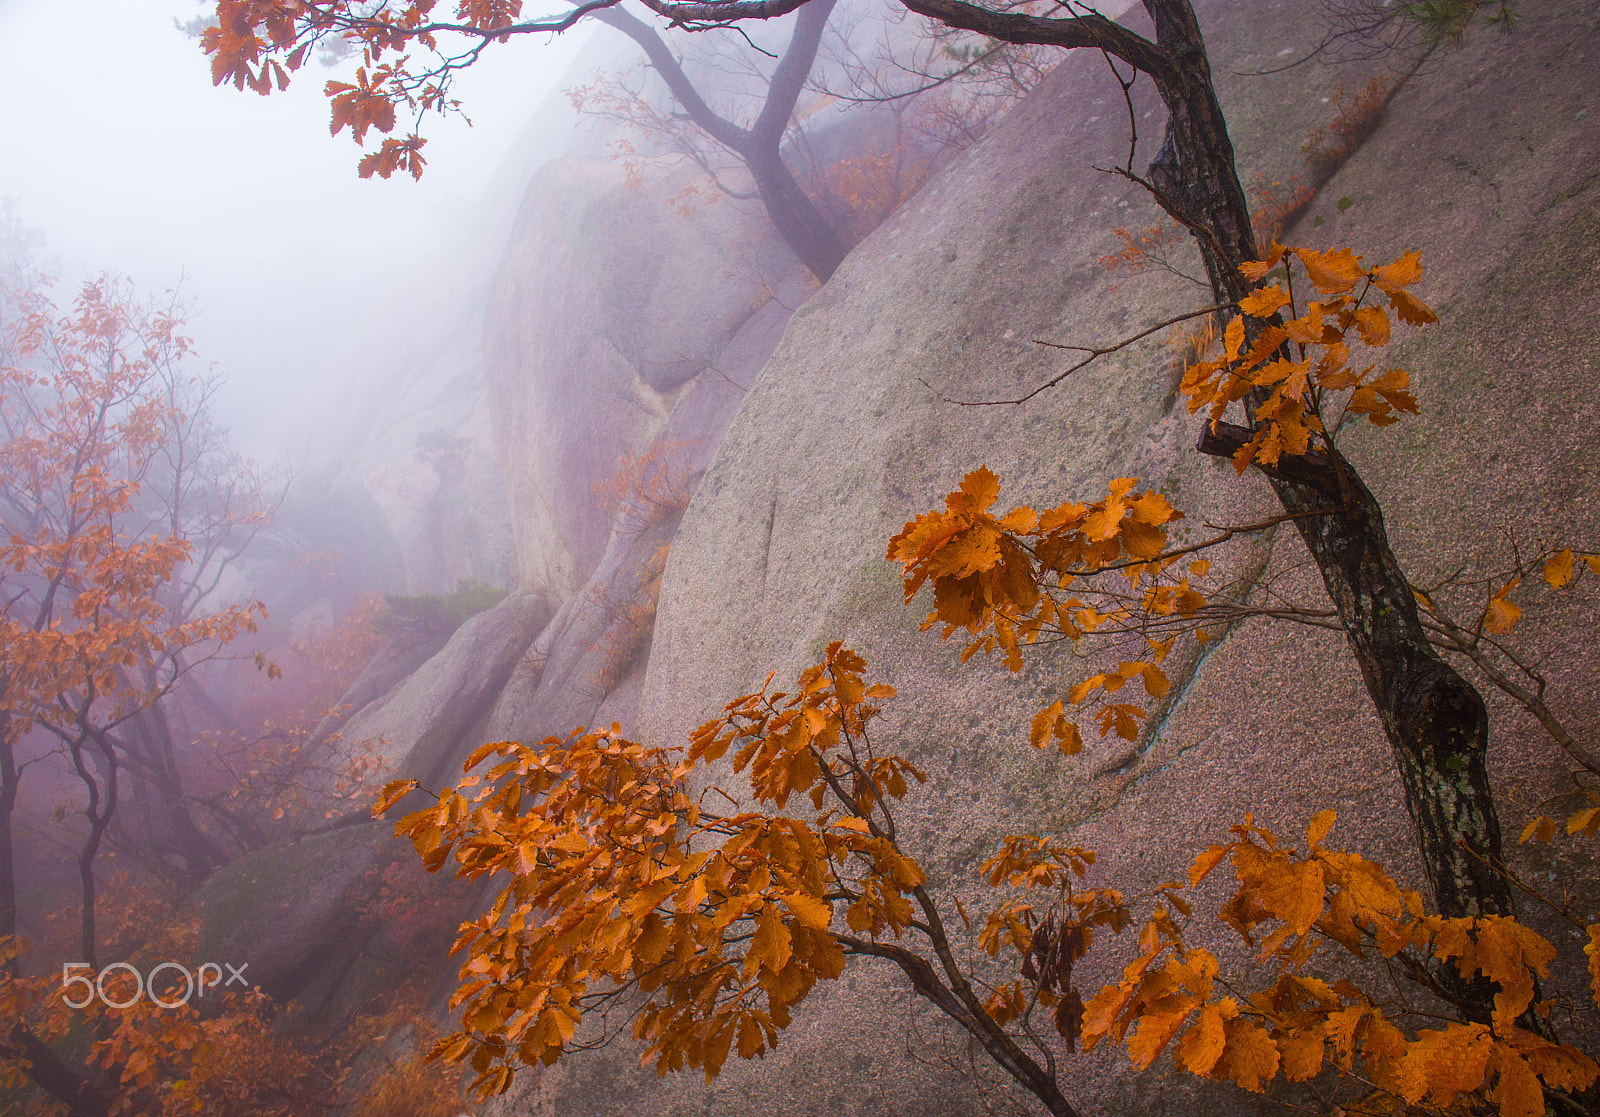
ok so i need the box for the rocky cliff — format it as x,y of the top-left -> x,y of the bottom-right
487,0 -> 1600,1114
198,0 -> 1600,1111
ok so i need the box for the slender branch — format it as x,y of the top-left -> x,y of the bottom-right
923,302 -> 1231,406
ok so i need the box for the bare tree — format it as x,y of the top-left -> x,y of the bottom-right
581,0 -> 852,280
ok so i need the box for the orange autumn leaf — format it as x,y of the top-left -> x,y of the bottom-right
1174,1000 -> 1230,1075
1543,548 -> 1575,588
1484,580 -> 1522,635
1211,1016 -> 1281,1092
1295,246 -> 1365,293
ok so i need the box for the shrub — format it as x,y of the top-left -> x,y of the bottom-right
381,579 -> 508,641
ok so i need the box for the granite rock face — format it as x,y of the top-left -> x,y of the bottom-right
484,157 -> 806,612
486,0 -> 1600,1113
199,0 -> 1600,1107
197,152 -> 813,1034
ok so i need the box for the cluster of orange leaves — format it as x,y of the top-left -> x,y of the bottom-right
378,644 -> 928,1100
1183,242 -> 1435,471
204,0 -> 517,178
975,837 -> 1135,1047
587,542 -> 671,698
384,642 -> 1600,1117
886,245 -> 1442,748
886,244 -> 1595,795
593,438 -> 695,529
0,932 -> 321,1116
1097,220 -> 1190,282
1085,812 -> 1598,1117
887,464 -> 1194,755
0,279 -> 263,745
810,152 -> 932,245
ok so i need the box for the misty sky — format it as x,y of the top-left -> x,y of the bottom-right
0,0 -> 588,462
0,0 -> 1140,470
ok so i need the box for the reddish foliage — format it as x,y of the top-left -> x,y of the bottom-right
593,438 -> 695,529
810,151 -> 932,245
1249,174 -> 1318,243
587,543 -> 670,698
1303,76 -> 1394,179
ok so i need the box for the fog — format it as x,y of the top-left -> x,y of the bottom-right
18,1 -> 1579,1114
0,0 -> 590,464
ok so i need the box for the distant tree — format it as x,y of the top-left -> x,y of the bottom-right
574,15 -> 945,255
0,273 -> 265,1114
583,0 -> 852,281
109,360 -> 283,881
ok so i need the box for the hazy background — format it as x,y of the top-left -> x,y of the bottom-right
0,0 -> 591,465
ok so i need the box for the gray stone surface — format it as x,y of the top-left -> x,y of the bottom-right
196,590 -> 550,1011
333,590 -> 551,788
484,0 -> 1600,1114
484,156 -> 805,611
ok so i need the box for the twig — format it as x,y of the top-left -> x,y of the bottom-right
921,302 -> 1232,405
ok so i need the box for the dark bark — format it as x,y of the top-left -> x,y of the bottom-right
0,715 -> 17,947
1142,0 -> 1514,927
595,0 -> 848,281
120,700 -> 226,880
2,1027 -> 113,1117
1138,0 -> 1258,302
67,733 -> 106,970
1,717 -> 114,1115
894,0 -> 1173,80
1198,422 -> 1512,922
742,144 -> 847,282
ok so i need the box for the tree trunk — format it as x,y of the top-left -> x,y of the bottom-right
595,0 -> 849,282
1138,0 -> 1515,925
2,1027 -> 113,1117
1,716 -> 17,946
743,143 -> 848,281
2,713 -> 115,1117
122,700 -> 226,880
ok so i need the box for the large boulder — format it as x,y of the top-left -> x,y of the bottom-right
332,590 -> 551,787
197,591 -> 550,1012
485,0 -> 1600,1114
480,259 -> 811,744
485,156 -> 805,610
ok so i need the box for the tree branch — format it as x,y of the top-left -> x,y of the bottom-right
595,6 -> 753,152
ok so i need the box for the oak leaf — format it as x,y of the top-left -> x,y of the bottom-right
1484,579 -> 1521,634
1519,815 -> 1558,844
1174,1000 -> 1230,1076
1543,548 -> 1575,587
1238,286 -> 1290,317
1371,249 -> 1422,292
1352,304 -> 1391,346
1295,247 -> 1364,293
1211,1016 -> 1280,1092
1389,288 -> 1437,325
1274,1023 -> 1326,1081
